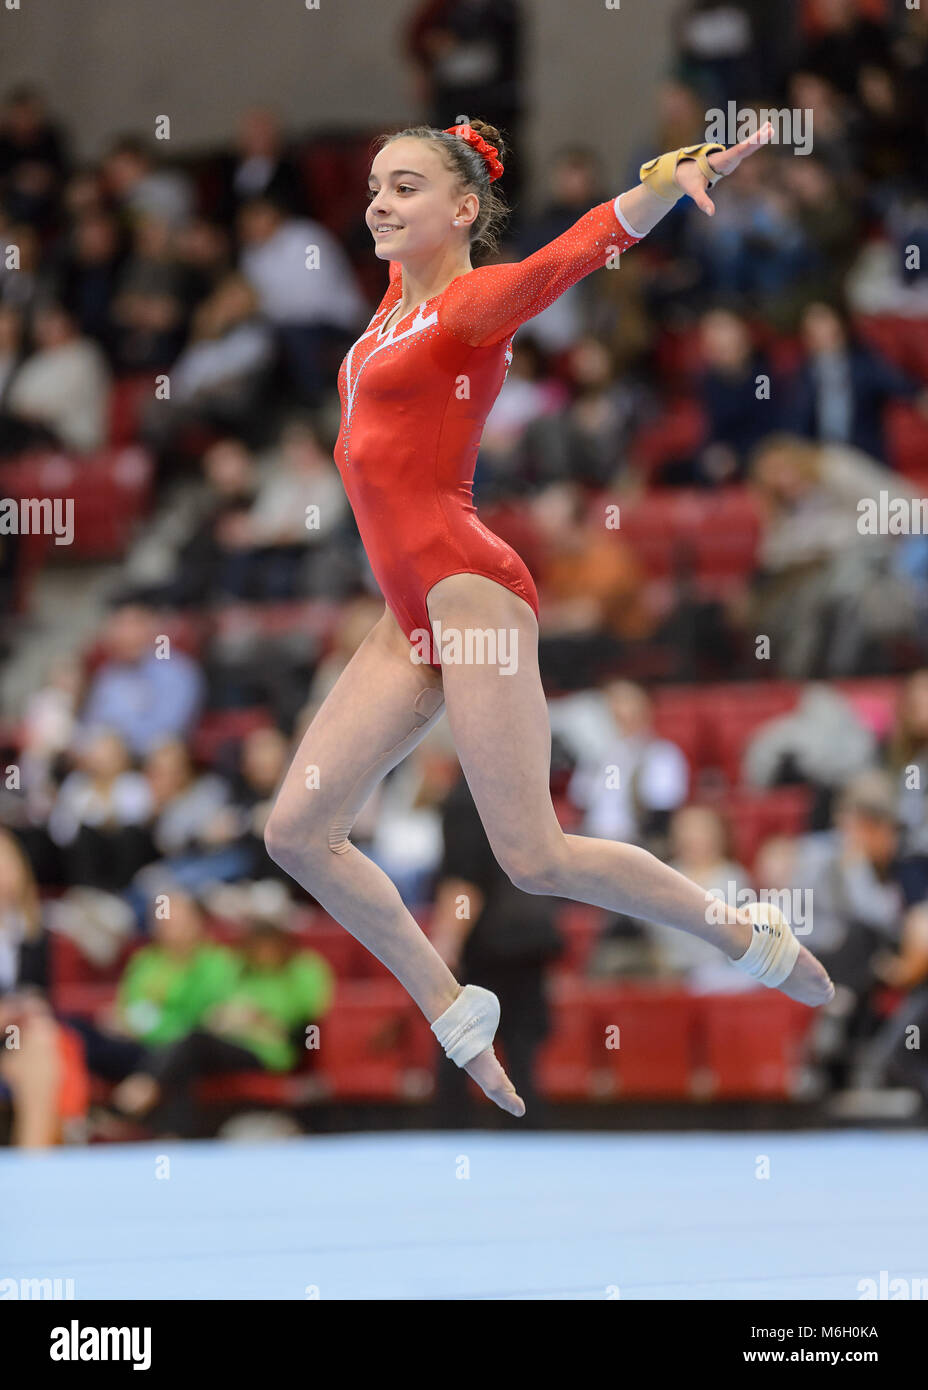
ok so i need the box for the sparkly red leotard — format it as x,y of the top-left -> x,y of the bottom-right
333,197 -> 643,668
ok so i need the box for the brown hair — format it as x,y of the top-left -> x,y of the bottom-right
371,120 -> 510,260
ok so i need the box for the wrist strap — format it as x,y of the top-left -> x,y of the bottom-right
639,143 -> 727,203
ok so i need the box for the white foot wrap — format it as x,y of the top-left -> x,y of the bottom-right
729,901 -> 801,989
430,984 -> 500,1067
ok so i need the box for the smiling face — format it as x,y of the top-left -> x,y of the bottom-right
365,137 -> 477,264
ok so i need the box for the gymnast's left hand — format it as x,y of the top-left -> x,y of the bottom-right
674,120 -> 774,217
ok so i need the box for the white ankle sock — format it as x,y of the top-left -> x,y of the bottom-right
729,901 -> 800,989
430,984 -> 500,1067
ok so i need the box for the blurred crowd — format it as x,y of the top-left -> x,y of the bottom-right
3,0 -> 928,1143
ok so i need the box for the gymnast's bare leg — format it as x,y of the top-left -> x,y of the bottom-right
426,573 -> 834,1007
264,605 -> 525,1115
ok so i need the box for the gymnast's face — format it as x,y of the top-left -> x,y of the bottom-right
366,138 -> 477,265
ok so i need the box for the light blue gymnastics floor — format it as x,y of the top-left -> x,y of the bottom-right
2,1130 -> 926,1299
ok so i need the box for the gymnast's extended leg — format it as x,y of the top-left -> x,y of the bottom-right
427,573 -> 833,1006
263,605 -> 525,1114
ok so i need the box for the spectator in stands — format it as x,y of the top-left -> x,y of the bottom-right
143,739 -> 232,858
110,214 -> 190,372
15,655 -> 84,822
882,670 -> 928,852
220,726 -> 295,887
522,336 -> 643,490
111,913 -> 334,1137
101,135 -> 193,231
216,108 -> 303,221
695,306 -> 782,484
404,0 -> 526,210
533,483 -> 660,689
244,416 -> 351,596
141,273 -> 275,454
173,216 -> 234,305
786,70 -> 856,182
563,679 -> 689,852
61,165 -> 107,221
684,147 -> 813,304
63,889 -> 238,1089
780,155 -> 860,302
430,766 -> 561,1125
0,827 -> 47,1000
130,436 -> 260,606
0,303 -> 24,405
237,194 -> 366,404
47,729 -> 153,891
646,804 -> 753,988
853,63 -> 921,197
790,769 -> 928,1076
860,903 -> 928,1108
674,0 -> 761,107
0,828 -> 87,1148
368,733 -> 459,908
0,219 -> 44,319
745,434 -> 921,677
476,337 -> 564,497
51,209 -> 126,357
788,300 -> 928,463
127,741 -> 251,914
743,684 -> 876,813
3,300 -> 110,452
79,601 -> 205,757
799,0 -> 891,99
0,86 -> 68,232
0,989 -> 87,1147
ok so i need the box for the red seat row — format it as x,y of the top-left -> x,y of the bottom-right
534,976 -> 814,1102
53,938 -> 816,1106
649,675 -> 900,785
0,448 -> 154,560
605,486 -> 763,582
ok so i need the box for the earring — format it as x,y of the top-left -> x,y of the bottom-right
452,219 -> 460,226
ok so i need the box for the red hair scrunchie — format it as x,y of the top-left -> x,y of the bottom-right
444,123 -> 505,182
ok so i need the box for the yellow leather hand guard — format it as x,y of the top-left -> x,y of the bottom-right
639,143 -> 727,204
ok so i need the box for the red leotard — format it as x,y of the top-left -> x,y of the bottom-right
333,197 -> 642,668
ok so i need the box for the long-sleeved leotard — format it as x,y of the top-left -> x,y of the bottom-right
333,196 -> 643,669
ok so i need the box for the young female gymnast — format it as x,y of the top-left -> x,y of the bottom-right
264,117 -> 834,1116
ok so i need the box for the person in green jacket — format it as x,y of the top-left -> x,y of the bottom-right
63,890 -> 239,1082
112,915 -> 334,1136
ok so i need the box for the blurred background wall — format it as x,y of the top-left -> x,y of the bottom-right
0,0 -> 677,184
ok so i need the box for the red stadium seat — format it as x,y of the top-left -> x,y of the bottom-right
695,990 -> 813,1098
108,374 -> 158,446
316,981 -> 430,1100
190,706 -> 274,765
629,398 -> 707,481
551,903 -> 607,977
706,682 -> 802,785
535,977 -> 598,1100
0,448 -> 154,559
650,684 -> 711,776
886,401 -> 928,482
590,985 -> 698,1098
724,786 -> 814,872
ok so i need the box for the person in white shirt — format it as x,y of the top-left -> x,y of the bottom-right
6,301 -> 110,453
238,195 -> 367,403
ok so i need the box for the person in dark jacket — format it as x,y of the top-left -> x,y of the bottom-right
789,300 -> 928,464
429,768 -> 562,1126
